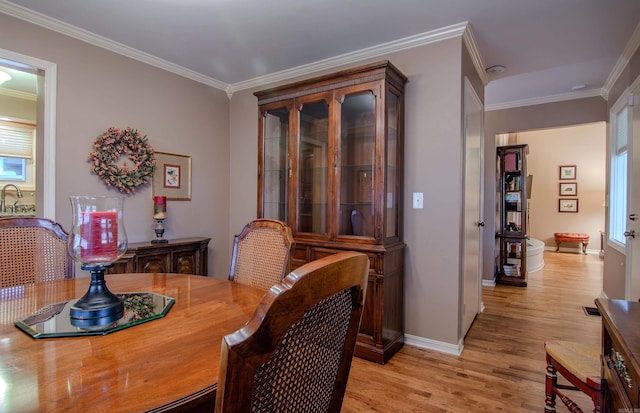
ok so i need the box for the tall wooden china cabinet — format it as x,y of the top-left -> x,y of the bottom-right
496,144 -> 529,287
255,61 -> 406,363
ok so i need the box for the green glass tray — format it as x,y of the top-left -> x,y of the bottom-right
15,292 -> 175,338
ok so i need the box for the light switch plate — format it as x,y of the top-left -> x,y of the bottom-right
413,192 -> 423,209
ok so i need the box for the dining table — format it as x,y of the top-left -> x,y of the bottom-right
0,273 -> 266,413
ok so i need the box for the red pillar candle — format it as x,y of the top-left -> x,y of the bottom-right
80,210 -> 118,263
153,196 -> 167,219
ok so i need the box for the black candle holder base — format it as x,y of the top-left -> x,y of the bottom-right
70,264 -> 124,327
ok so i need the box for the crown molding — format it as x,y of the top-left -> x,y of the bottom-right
1,3 -> 477,99
0,86 -> 36,101
603,20 -> 640,99
462,24 -> 488,86
485,88 -> 603,111
0,1 -> 228,91
229,22 -> 469,94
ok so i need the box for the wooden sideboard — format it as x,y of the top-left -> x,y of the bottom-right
596,298 -> 640,412
107,237 -> 210,276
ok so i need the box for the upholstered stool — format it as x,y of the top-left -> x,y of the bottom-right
544,340 -> 601,413
554,232 -> 590,254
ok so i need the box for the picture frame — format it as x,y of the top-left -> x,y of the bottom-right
559,182 -> 578,196
559,165 -> 577,180
558,198 -> 579,213
152,151 -> 192,200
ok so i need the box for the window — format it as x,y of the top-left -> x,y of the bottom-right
0,120 -> 35,188
609,93 -> 630,251
0,157 -> 26,181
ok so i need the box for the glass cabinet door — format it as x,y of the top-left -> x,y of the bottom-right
385,89 -> 400,239
338,90 -> 376,238
297,98 -> 329,235
260,107 -> 289,221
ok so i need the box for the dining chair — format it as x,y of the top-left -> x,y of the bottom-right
0,217 -> 74,288
228,218 -> 294,291
216,251 -> 369,413
544,339 -> 601,413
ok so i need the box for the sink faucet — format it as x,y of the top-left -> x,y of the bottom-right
1,184 -> 23,213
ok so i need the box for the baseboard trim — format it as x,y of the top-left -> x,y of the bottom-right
404,334 -> 463,356
482,279 -> 496,287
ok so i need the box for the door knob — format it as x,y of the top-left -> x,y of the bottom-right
477,221 -> 485,227
630,213 -> 638,221
624,230 -> 636,239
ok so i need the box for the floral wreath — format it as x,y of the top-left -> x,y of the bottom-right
88,126 -> 156,194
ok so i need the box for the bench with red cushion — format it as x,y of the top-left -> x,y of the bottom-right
554,232 -> 589,254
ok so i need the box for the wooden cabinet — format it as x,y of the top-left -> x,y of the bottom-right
108,237 -> 210,276
596,299 -> 640,413
496,144 -> 529,286
255,61 -> 406,363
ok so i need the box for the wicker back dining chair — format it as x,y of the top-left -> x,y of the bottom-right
216,251 -> 369,413
228,218 -> 294,291
0,217 -> 74,288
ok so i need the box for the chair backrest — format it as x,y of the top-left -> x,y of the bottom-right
0,217 -> 74,288
216,251 -> 369,413
228,218 -> 295,291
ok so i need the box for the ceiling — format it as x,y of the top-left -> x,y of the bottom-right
1,0 -> 640,109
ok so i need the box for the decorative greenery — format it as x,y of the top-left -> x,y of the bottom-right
88,126 -> 156,194
123,293 -> 156,321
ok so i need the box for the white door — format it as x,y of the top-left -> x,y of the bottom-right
627,82 -> 640,298
462,78 -> 484,337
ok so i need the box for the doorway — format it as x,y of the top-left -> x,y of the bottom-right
492,123 -> 606,298
0,48 -> 57,218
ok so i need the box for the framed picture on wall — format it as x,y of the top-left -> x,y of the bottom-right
559,198 -> 579,213
152,151 -> 192,200
559,182 -> 577,196
559,165 -> 577,180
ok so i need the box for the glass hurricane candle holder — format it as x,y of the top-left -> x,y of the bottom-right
67,196 -> 128,327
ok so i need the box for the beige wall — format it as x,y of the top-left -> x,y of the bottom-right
517,123 -> 606,251
0,94 -> 35,121
0,13 -> 232,277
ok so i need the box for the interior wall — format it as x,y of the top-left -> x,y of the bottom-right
0,13 -> 232,277
517,122 -> 606,251
0,93 -> 35,120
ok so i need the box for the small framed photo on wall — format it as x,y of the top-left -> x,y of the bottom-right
152,151 -> 192,200
559,165 -> 577,180
559,182 -> 577,196
559,198 -> 579,213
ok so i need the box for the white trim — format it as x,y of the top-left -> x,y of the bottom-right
462,25 -> 488,86
485,88 -> 603,111
0,87 -> 36,101
404,334 -> 463,356
0,48 -> 56,219
603,21 -> 640,99
0,1 -> 227,91
482,279 -> 496,287
229,22 -> 469,94
0,2 -> 472,97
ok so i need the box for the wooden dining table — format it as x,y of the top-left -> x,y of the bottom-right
0,273 -> 266,413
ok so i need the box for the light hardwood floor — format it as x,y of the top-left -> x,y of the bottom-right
342,251 -> 603,412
